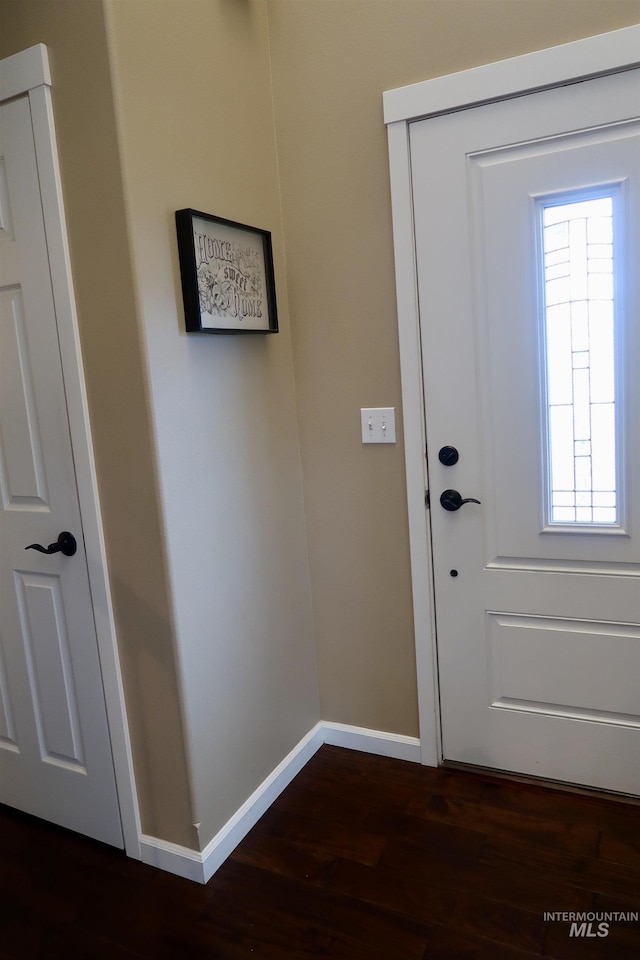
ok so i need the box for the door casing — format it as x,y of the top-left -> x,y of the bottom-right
384,24 -> 640,768
0,44 -> 140,856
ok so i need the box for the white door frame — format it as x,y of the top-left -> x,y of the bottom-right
384,25 -> 640,767
0,44 -> 141,856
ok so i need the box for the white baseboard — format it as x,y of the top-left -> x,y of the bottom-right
139,720 -> 421,884
139,722 -> 324,884
198,721 -> 325,882
321,721 -> 421,763
139,833 -> 208,883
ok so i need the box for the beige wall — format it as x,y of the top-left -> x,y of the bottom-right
0,0 -> 197,846
2,0 -> 638,854
267,0 -> 640,735
104,0 -> 319,845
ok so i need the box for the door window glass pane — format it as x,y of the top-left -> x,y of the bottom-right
542,196 -> 617,525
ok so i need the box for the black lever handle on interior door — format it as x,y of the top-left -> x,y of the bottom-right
25,531 -> 77,557
439,489 -> 481,512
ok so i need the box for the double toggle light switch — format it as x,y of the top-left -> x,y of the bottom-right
361,407 -> 396,444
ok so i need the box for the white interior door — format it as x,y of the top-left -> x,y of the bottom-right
411,68 -> 640,794
0,93 -> 122,845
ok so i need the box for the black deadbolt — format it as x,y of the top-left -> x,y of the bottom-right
438,445 -> 459,466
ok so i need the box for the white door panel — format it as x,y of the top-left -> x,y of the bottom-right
0,95 -> 122,844
473,124 -> 640,568
411,69 -> 640,794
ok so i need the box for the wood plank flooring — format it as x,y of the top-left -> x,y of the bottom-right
1,744 -> 639,958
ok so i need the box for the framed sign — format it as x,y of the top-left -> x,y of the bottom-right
175,209 -> 278,334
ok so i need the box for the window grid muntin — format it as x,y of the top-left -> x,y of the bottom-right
541,194 -> 618,526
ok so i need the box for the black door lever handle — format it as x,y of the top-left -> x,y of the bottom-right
25,531 -> 77,557
440,489 -> 481,512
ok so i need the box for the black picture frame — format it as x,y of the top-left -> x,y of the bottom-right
175,209 -> 278,334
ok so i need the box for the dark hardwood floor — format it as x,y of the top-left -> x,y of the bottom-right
1,744 -> 639,958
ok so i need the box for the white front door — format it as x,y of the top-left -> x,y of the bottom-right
0,92 -> 122,845
411,68 -> 640,793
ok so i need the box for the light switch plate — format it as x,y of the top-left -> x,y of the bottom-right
361,407 -> 396,444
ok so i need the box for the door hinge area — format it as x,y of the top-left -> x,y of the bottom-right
425,489 -> 430,508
